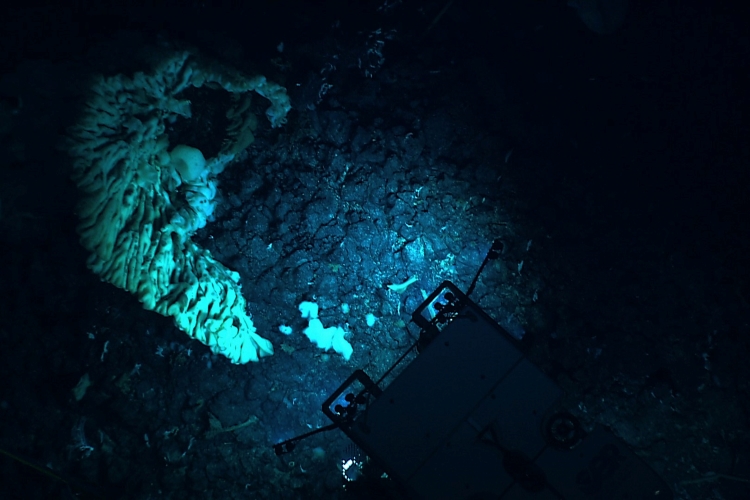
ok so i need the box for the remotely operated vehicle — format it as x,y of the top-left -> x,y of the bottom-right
274,240 -> 673,499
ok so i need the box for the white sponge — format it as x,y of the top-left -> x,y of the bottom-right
299,302 -> 353,360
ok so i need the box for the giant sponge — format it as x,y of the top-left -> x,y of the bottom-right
66,49 -> 291,363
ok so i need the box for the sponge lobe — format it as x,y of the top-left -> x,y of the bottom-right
169,144 -> 206,182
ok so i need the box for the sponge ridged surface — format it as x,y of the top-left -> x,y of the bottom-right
66,49 -> 290,363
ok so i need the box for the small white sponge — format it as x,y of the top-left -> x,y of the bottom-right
299,302 -> 353,360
